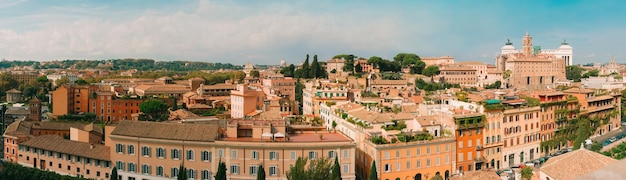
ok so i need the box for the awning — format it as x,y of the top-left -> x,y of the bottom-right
274,132 -> 285,138
262,132 -> 273,138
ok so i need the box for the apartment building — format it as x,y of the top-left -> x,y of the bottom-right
230,84 -> 267,118
262,77 -> 296,101
436,65 -> 477,86
302,81 -> 349,117
90,91 -> 144,121
500,99 -> 541,169
563,87 -> 622,137
483,102 -> 503,170
454,113 -> 485,173
51,85 -> 92,117
17,135 -> 112,180
536,91 -> 574,156
107,120 -> 356,180
320,102 -> 454,180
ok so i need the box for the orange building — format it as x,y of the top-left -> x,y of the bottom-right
359,138 -> 456,180
563,88 -> 622,137
90,91 -> 144,122
454,113 -> 485,173
230,84 -> 267,118
51,85 -> 92,117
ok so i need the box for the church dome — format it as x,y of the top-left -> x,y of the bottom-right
501,45 -> 516,50
558,39 -> 572,50
501,39 -> 516,50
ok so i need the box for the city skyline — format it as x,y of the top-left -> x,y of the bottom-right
1,0 -> 625,65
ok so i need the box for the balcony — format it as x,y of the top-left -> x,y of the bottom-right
474,156 -> 486,163
476,145 -> 483,151
457,123 -> 485,130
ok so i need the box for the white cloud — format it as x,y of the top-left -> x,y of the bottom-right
0,1 -> 422,64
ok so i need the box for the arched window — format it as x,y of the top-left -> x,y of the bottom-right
156,166 -> 164,176
201,170 -> 212,180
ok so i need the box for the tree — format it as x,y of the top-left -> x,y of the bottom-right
55,76 -> 71,86
331,121 -> 338,132
36,76 -> 49,83
521,166 -> 533,180
566,66 -> 584,82
422,65 -> 440,82
394,53 -> 425,74
503,70 -> 512,88
354,63 -> 363,73
74,79 -> 89,85
302,54 -> 311,78
310,55 -> 320,78
215,161 -> 227,180
250,70 -> 260,78
110,167 -> 118,180
582,69 -> 599,78
177,164 -> 187,180
369,161 -> 378,180
280,64 -> 296,77
342,54 -> 355,73
139,99 -> 170,121
295,79 -> 305,114
330,156 -> 341,180
485,80 -> 502,89
430,174 -> 444,180
257,164 -> 266,180
286,157 -> 308,180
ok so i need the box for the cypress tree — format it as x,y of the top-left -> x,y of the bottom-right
369,161 -> 378,180
257,164 -> 266,180
110,167 -> 118,180
330,156 -> 341,180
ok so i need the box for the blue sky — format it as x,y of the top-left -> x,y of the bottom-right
0,0 -> 624,65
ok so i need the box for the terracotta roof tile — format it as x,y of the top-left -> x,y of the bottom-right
110,121 -> 219,142
20,135 -> 110,161
541,148 -> 616,180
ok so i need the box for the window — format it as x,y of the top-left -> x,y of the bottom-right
416,148 -> 421,156
396,162 -> 401,171
231,150 -> 238,159
142,164 -> 150,175
426,147 -> 431,154
128,163 -> 136,173
416,160 -> 421,168
115,144 -> 124,154
384,164 -> 391,172
171,149 -> 180,159
395,150 -> 400,158
128,145 -> 135,155
250,165 -> 258,175
251,151 -> 259,160
270,151 -> 278,160
384,151 -> 390,159
269,166 -> 277,176
202,151 -> 212,162
218,149 -> 224,158
142,146 -> 151,157
343,164 -> 349,173
290,151 -> 296,160
343,150 -> 349,158
156,148 -> 166,158
172,167 -> 179,178
156,166 -> 164,176
328,151 -> 336,159
188,169 -> 196,179
57,152 -> 62,159
308,151 -> 317,159
201,170 -> 212,180
76,156 -> 81,162
459,153 -> 464,162
187,150 -> 194,160
85,158 -> 91,165
230,165 -> 240,174
426,159 -> 431,167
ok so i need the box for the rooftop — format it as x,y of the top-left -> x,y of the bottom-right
20,135 -> 110,161
110,121 -> 219,142
221,131 -> 351,143
541,148 -> 616,180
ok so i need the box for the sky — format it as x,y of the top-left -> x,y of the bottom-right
0,0 -> 625,65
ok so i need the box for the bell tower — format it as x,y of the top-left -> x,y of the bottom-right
522,32 -> 533,57
28,97 -> 42,121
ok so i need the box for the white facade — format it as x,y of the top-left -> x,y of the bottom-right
500,39 -> 573,66
582,76 -> 625,90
